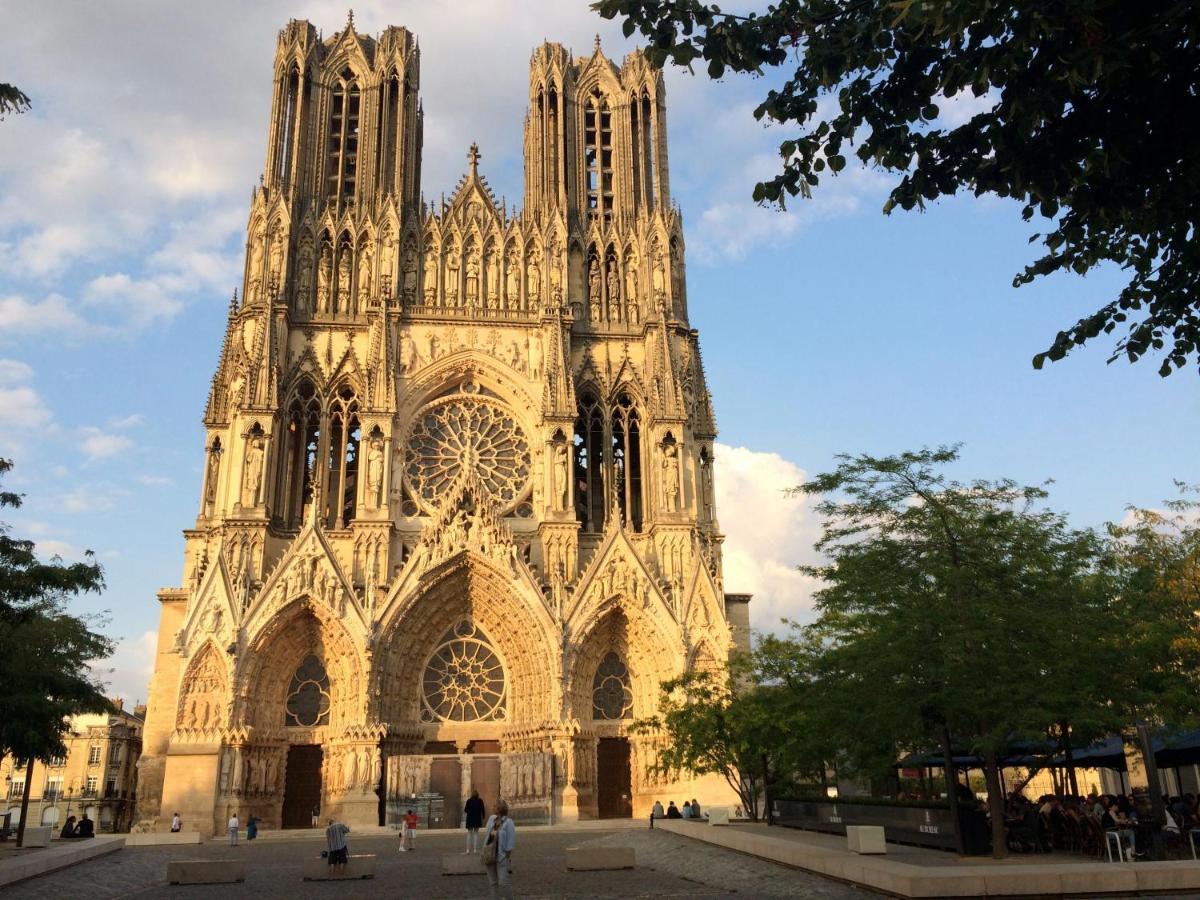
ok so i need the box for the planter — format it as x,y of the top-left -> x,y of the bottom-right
772,799 -> 958,851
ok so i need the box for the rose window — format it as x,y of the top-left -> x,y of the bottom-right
591,652 -> 633,720
404,394 -> 531,514
421,622 -> 506,722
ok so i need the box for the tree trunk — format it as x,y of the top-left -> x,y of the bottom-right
762,753 -> 774,825
15,757 -> 34,848
1136,722 -> 1167,859
983,749 -> 1008,859
941,726 -> 966,856
1061,721 -> 1079,797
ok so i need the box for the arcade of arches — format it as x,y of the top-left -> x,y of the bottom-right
135,16 -> 750,836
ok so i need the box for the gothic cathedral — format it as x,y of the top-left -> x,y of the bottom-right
136,16 -> 749,834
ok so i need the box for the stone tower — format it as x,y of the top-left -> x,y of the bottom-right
136,16 -> 745,835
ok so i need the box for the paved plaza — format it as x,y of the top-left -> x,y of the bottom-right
4,827 -> 871,899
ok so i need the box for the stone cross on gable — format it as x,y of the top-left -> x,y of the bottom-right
467,143 -> 482,175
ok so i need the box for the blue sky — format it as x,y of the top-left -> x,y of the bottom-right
1,1 -> 1195,700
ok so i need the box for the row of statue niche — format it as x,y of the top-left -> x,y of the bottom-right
177,653 -> 225,729
244,229 -> 286,307
572,743 -> 597,788
423,503 -> 521,575
420,247 -> 562,310
586,249 -> 682,325
226,747 -> 281,797
391,756 -> 428,799
327,745 -> 382,794
282,554 -> 347,615
398,328 -> 543,380
502,752 -> 552,800
291,237 -> 374,316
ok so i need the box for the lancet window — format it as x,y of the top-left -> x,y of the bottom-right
284,654 -> 331,727
377,72 -> 401,197
280,380 -> 321,527
277,380 -> 361,529
275,64 -> 301,191
325,385 -> 360,529
574,390 -> 644,533
640,92 -> 656,210
591,652 -> 633,720
324,69 -> 361,203
584,91 -> 613,220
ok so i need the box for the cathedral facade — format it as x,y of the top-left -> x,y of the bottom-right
136,16 -> 749,834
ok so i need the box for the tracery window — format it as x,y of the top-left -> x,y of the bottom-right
574,390 -> 643,532
325,69 -> 360,203
592,652 -> 633,720
574,391 -> 606,531
325,384 -> 360,529
611,393 -> 643,530
404,390 -> 531,515
285,654 -> 331,727
584,92 -> 613,220
378,72 -> 400,196
421,622 -> 506,723
280,379 -> 321,527
275,64 -> 300,190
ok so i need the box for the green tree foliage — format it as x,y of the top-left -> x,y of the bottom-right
595,1 -> 1200,376
0,459 -> 115,766
0,84 -> 31,119
794,446 -> 1122,857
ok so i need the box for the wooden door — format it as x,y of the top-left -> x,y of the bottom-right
429,758 -> 462,829
597,738 -> 632,818
281,745 -> 323,829
469,757 -> 501,823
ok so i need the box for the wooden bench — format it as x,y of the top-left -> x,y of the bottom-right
565,846 -> 636,870
166,859 -> 246,884
301,853 -> 376,880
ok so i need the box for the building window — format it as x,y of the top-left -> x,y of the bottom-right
108,744 -> 121,765
8,781 -> 24,800
44,777 -> 63,801
324,69 -> 360,203
105,778 -> 117,799
574,391 -> 643,532
284,655 -> 331,728
592,652 -> 634,720
85,776 -> 98,797
88,746 -> 101,765
48,755 -> 65,768
420,622 -> 506,723
324,384 -> 361,528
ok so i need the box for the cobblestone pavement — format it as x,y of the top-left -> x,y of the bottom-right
5,827 -> 871,899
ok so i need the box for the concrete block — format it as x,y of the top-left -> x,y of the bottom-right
124,830 -> 202,846
564,846 -> 636,871
981,868 -> 1063,897
166,859 -> 246,885
0,836 -> 123,889
21,826 -> 52,848
442,853 -> 487,875
301,853 -> 377,880
846,825 -> 887,854
707,807 -> 730,826
1056,866 -> 1138,895
1133,860 -> 1200,893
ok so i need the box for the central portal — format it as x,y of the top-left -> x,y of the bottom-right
281,745 -> 322,828
596,737 -> 633,818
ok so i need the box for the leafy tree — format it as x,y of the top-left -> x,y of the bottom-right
0,84 -> 30,119
634,662 -> 817,820
795,446 -> 1118,857
595,1 -> 1200,376
0,459 -> 114,844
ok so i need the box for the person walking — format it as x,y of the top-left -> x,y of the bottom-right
464,790 -> 486,853
483,799 -> 516,899
400,808 -> 418,851
247,815 -> 258,841
227,812 -> 240,846
325,819 -> 350,876
311,805 -> 320,829
170,812 -> 182,833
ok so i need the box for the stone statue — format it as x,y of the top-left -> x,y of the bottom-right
625,260 -> 639,302
526,258 -> 541,303
506,255 -> 520,306
553,442 -> 569,510
423,253 -> 437,302
528,333 -> 542,379
549,247 -> 563,303
337,250 -> 352,313
366,439 -> 384,505
317,244 -> 332,313
653,252 -> 666,299
265,754 -> 279,794
486,251 -> 499,301
204,446 -> 220,512
588,257 -> 601,321
248,230 -> 265,300
428,333 -> 441,360
662,443 -> 680,511
268,232 -> 284,287
465,255 -> 480,305
242,437 -> 265,507
607,257 -> 621,321
400,330 -> 418,374
445,254 -> 460,304
402,249 -> 417,303
343,747 -> 358,791
357,245 -> 372,308
296,239 -> 314,312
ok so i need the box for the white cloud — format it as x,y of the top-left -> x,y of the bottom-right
137,474 -> 173,487
0,293 -> 87,337
0,359 -> 53,435
0,359 -> 32,384
78,426 -> 135,460
37,538 -> 86,561
107,413 -> 145,430
56,484 -> 120,513
96,630 -> 158,706
84,274 -> 183,330
714,442 -> 824,632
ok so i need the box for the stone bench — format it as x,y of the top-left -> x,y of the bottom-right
166,859 -> 246,885
21,826 -> 53,848
707,807 -> 730,826
302,853 -> 376,880
125,831 -> 202,846
442,853 -> 487,875
565,846 -> 636,871
846,824 -> 887,854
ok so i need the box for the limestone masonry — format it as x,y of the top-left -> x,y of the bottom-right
136,14 -> 748,836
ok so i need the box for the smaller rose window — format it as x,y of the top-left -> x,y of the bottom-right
592,652 -> 633,720
285,654 -> 331,727
421,622 -> 506,723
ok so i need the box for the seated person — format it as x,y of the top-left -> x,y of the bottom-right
681,801 -> 694,819
665,801 -> 682,819
650,800 -> 664,819
59,815 -> 78,839
691,799 -> 702,817
75,814 -> 95,838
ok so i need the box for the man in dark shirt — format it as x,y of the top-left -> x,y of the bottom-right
464,790 -> 486,853
666,801 -> 682,819
76,814 -> 95,838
